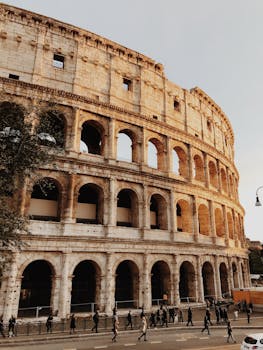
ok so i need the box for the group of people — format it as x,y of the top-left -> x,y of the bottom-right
0,315 -> 16,338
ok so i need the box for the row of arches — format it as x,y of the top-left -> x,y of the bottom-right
18,257 -> 246,315
0,102 -> 237,198
28,177 -> 244,240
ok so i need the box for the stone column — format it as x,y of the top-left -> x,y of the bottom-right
141,254 -> 151,311
217,159 -> 222,192
172,255 -> 180,306
3,253 -> 20,322
192,195 -> 199,242
213,255 -> 221,300
70,108 -> 81,152
170,190 -> 176,240
58,252 -> 72,318
63,173 -> 76,223
166,137 -> 172,174
50,275 -> 60,316
142,184 -> 149,239
107,118 -> 116,161
104,253 -> 115,315
188,144 -> 193,182
222,205 -> 229,247
227,257 -> 234,291
107,178 -> 116,227
196,256 -> 204,303
209,200 -> 217,244
203,152 -> 209,188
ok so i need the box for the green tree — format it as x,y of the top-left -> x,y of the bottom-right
249,249 -> 263,274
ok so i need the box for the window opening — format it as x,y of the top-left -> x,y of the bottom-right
123,78 -> 132,91
9,73 -> 19,80
53,54 -> 64,69
174,99 -> 180,111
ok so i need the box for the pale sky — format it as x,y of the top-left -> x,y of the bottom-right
2,0 -> 263,242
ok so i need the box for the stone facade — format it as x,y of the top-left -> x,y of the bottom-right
0,3 -> 249,321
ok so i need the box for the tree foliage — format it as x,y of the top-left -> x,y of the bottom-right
0,100 -> 61,250
249,249 -> 263,274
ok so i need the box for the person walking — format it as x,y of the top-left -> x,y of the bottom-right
215,307 -> 220,324
8,315 -> 16,337
186,307 -> 194,326
46,314 -> 53,333
112,311 -> 119,342
138,315 -> 147,341
161,308 -> 168,327
226,321 -> 236,343
0,318 -> 5,338
125,310 -> 133,330
201,315 -> 210,335
205,308 -> 213,325
91,310 -> 99,333
246,307 -> 252,324
149,311 -> 156,328
70,314 -> 76,334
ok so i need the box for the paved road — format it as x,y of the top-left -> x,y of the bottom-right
0,327 -> 260,350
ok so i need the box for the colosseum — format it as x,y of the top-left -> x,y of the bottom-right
0,3 -> 250,321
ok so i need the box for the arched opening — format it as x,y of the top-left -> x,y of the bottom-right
150,194 -> 168,230
229,174 -> 234,197
227,212 -> 234,239
220,168 -> 228,193
193,154 -> 205,182
76,184 -> 103,224
179,261 -> 196,302
117,130 -> 134,162
151,261 -> 171,304
115,260 -> 139,309
198,204 -> 210,236
241,263 -> 246,288
219,263 -> 229,297
37,110 -> 65,148
202,262 -> 215,300
209,161 -> 218,188
232,262 -> 239,288
18,260 -> 52,317
215,208 -> 224,237
148,138 -> 165,170
117,189 -> 138,227
172,147 -> 188,178
176,200 -> 192,233
71,260 -> 101,313
29,178 -> 60,221
80,120 -> 103,155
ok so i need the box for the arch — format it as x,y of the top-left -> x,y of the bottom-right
80,120 -> 104,155
219,262 -> 229,297
179,261 -> 196,302
172,147 -> 188,178
117,189 -> 139,227
193,154 -> 205,182
208,161 -> 218,188
220,168 -> 228,193
232,262 -> 239,288
151,261 -> 171,304
117,129 -> 138,162
71,260 -> 101,312
76,183 -> 103,224
198,204 -> 210,236
29,177 -> 60,221
215,208 -> 224,237
18,260 -> 53,316
150,194 -> 168,230
148,137 -> 165,170
115,260 -> 139,308
202,262 -> 215,300
227,212 -> 234,239
176,199 -> 192,233
37,110 -> 66,148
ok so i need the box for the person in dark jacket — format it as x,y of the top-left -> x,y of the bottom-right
70,314 -> 76,334
91,310 -> 99,333
201,315 -> 210,335
186,307 -> 194,326
0,318 -> 5,338
46,314 -> 53,333
226,321 -> 236,343
125,310 -> 133,329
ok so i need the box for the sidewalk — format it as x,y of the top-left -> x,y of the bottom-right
0,309 -> 262,347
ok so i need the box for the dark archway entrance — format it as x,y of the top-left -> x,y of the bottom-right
179,261 -> 196,302
18,260 -> 52,317
202,262 -> 215,300
71,260 -> 100,313
219,263 -> 229,297
151,261 -> 170,305
115,260 -> 139,308
232,263 -> 239,288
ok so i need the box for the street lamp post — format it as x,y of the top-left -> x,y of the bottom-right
255,186 -> 263,206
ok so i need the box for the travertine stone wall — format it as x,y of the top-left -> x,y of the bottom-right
0,3 -> 249,322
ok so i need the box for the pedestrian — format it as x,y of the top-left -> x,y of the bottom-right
246,307 -> 251,324
8,315 -> 16,337
138,315 -> 147,341
186,307 -> 194,326
149,311 -> 156,328
91,310 -> 99,333
178,308 -> 183,322
215,307 -> 220,324
112,311 -> 119,342
226,321 -> 236,343
161,308 -> 168,327
223,308 -> 228,323
219,307 -> 224,323
125,310 -> 133,330
69,314 -> 76,334
168,307 -> 175,323
201,315 -> 210,335
205,308 -> 213,325
0,318 -> 5,338
46,314 -> 53,333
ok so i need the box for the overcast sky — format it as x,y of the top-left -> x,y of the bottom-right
2,0 -> 263,242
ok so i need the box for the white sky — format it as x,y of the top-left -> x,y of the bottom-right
3,0 -> 263,242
